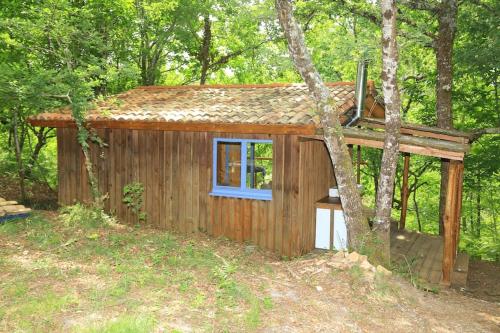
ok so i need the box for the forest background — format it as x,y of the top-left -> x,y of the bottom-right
0,0 -> 498,260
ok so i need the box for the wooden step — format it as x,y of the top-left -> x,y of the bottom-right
0,201 -> 18,207
1,205 -> 31,215
452,252 -> 469,288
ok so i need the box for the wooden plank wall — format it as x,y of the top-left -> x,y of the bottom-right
57,128 -> 334,257
297,140 -> 336,254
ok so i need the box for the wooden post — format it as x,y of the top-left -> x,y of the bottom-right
442,160 -> 462,286
356,145 -> 361,184
399,153 -> 410,230
454,162 -> 464,259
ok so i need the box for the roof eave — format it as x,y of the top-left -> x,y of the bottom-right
28,118 -> 318,136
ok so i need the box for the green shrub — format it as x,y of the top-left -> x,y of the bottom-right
59,203 -> 116,229
122,182 -> 147,222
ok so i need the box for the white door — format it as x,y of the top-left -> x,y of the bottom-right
315,208 -> 331,250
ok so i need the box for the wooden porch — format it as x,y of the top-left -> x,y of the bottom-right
390,228 -> 469,287
342,118 -> 471,287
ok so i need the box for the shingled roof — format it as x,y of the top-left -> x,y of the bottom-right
29,82 -> 382,128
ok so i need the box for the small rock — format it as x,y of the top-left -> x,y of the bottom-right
315,259 -> 326,266
360,259 -> 375,272
376,265 -> 392,276
358,254 -> 368,263
245,245 -> 257,254
334,250 -> 346,259
316,285 -> 323,292
327,261 -> 348,270
108,222 -> 126,230
347,251 -> 360,263
365,271 -> 375,281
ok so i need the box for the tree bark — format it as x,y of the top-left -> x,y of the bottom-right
436,0 -> 458,235
476,175 -> 481,238
12,110 -> 27,202
374,0 -> 402,264
275,0 -> 370,250
413,189 -> 422,232
399,154 -> 410,230
199,15 -> 212,85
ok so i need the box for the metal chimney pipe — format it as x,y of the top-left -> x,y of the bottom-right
346,59 -> 369,127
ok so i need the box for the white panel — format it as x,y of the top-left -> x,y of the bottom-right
333,210 -> 348,251
329,188 -> 339,197
315,208 -> 331,250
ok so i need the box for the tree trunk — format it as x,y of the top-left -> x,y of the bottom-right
12,110 -> 27,202
25,127 -> 54,179
413,189 -> 422,232
476,176 -> 481,238
436,0 -> 458,235
199,15 -> 212,85
275,0 -> 370,250
373,0 -> 402,264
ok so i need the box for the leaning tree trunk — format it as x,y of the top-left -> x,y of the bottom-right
374,0 -> 402,264
275,0 -> 370,250
436,0 -> 458,235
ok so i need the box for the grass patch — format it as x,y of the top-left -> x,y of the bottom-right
5,291 -> 78,331
373,272 -> 393,296
191,292 -> 206,308
262,296 -> 273,310
0,218 -> 26,235
245,298 -> 262,329
0,210 -> 276,332
0,213 -> 50,238
78,315 -> 156,333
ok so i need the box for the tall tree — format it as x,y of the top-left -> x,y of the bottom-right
275,0 -> 370,250
134,0 -> 181,86
373,0 -> 401,262
435,0 -> 458,235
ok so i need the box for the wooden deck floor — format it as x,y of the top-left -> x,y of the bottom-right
390,229 -> 445,286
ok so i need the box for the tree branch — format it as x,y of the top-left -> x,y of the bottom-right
470,127 -> 500,142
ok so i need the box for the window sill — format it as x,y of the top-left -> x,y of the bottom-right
209,189 -> 272,201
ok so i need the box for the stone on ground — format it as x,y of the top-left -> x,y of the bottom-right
376,265 -> 392,276
347,251 -> 360,263
334,251 -> 346,259
360,259 -> 375,272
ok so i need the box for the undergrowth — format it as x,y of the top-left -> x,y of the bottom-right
0,209 -> 274,332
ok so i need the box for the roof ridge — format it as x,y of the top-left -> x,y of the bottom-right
135,81 -> 358,90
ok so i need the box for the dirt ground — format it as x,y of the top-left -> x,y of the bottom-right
0,210 -> 499,332
465,259 -> 500,303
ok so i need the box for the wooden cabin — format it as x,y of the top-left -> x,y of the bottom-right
29,82 -> 470,286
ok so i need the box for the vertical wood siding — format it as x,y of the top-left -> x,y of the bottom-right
57,128 -> 334,257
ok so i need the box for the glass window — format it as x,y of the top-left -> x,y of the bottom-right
216,141 -> 241,187
246,142 -> 273,190
211,139 -> 273,200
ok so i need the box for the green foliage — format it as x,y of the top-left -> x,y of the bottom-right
60,203 -> 116,229
122,182 -> 147,222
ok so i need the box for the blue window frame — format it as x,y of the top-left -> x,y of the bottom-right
210,138 -> 272,200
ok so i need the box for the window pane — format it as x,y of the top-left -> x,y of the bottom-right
216,141 -> 241,187
246,142 -> 273,189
